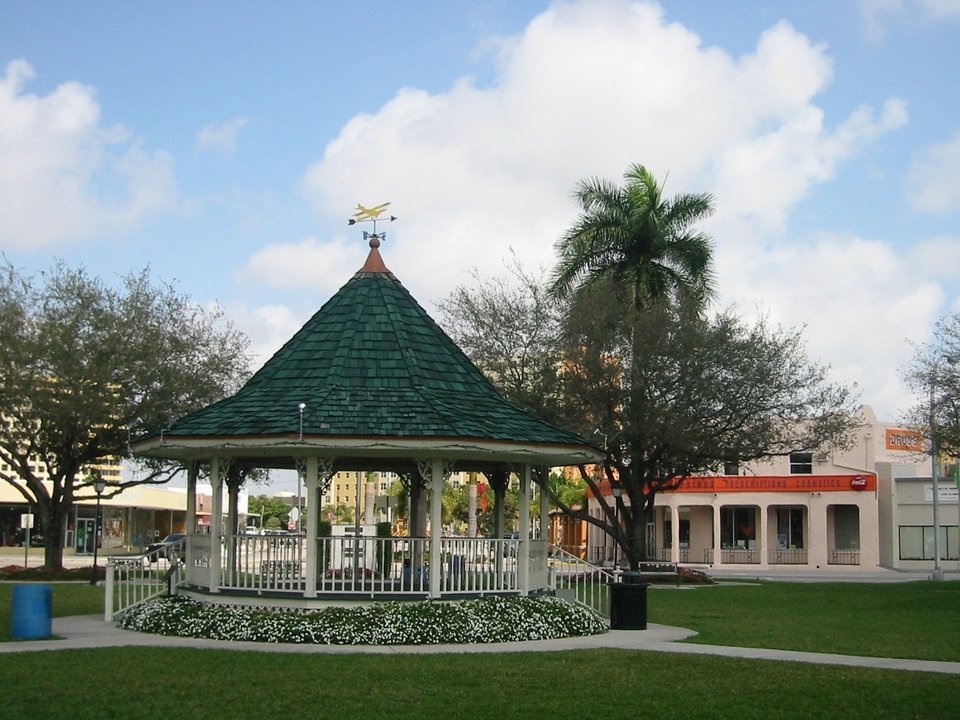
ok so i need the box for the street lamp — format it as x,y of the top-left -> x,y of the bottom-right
929,355 -> 959,581
611,482 -> 622,570
90,475 -> 106,586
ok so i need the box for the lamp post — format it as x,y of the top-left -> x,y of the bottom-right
90,475 -> 106,586
612,482 -> 622,570
930,380 -> 943,581
929,356 -> 957,582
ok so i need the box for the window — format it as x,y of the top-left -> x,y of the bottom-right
720,506 -> 756,548
899,525 -> 959,560
723,460 -> 739,475
776,507 -> 805,549
832,505 -> 860,550
789,452 -> 813,474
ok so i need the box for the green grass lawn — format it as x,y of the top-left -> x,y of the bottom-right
0,581 -> 958,719
649,580 -> 960,661
0,646 -> 955,720
2,580 -> 958,659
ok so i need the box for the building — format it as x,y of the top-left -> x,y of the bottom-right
877,462 -> 960,571
586,406 -> 937,572
0,476 -> 246,556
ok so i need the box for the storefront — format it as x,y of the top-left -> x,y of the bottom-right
0,482 -> 237,555
648,473 -> 879,570
877,462 -> 960,571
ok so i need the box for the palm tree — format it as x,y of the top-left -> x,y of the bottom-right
548,163 -> 717,569
549,163 -> 715,311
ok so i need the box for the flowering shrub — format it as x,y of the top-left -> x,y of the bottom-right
675,566 -> 713,584
119,595 -> 607,645
0,564 -> 103,581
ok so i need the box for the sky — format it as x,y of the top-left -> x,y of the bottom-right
2,1 -> 960,491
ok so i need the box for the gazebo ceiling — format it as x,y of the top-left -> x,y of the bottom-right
132,237 -> 600,470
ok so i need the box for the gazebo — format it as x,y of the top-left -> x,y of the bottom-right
130,233 -> 600,603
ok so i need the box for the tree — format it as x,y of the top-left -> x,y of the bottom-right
550,163 -> 716,313
441,266 -> 858,569
323,503 -> 353,524
548,471 -> 587,510
553,290 -> 859,567
248,495 -> 293,530
0,261 -> 250,568
437,254 -> 563,420
901,313 -> 960,466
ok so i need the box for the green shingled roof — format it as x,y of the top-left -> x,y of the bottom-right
155,250 -> 591,451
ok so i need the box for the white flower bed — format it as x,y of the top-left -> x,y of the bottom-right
119,595 -> 607,645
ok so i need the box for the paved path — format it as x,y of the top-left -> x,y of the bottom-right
2,615 -> 958,674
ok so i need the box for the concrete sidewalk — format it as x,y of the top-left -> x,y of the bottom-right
2,615 -> 958,674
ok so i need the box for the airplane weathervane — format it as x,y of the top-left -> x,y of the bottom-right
348,202 -> 396,245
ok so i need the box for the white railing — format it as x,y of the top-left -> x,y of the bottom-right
221,533 -> 305,592
186,534 -> 212,586
106,534 -> 541,618
215,535 -> 526,596
548,545 -> 616,618
770,548 -> 808,565
432,538 -> 521,595
104,540 -> 186,621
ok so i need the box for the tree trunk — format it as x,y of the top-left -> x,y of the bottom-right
41,502 -> 66,569
622,495 -> 652,572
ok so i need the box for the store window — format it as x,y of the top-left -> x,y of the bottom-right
720,506 -> 756,549
832,505 -> 860,550
899,526 -> 960,560
789,452 -> 813,474
776,507 -> 805,549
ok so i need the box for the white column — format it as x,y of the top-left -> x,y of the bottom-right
209,457 -> 223,592
671,504 -> 681,564
467,483 -> 477,538
185,462 -> 198,535
519,465 -> 530,595
808,493 -> 828,568
305,456 -> 319,598
429,459 -> 443,599
364,481 -> 376,526
756,504 -> 766,567
539,474 -> 550,542
713,502 -> 722,567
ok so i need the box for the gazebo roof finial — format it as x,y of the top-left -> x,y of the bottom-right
348,202 -> 396,274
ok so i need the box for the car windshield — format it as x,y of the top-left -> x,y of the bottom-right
162,534 -> 185,543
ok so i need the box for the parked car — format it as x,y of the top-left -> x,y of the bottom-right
144,533 -> 186,563
13,529 -> 44,547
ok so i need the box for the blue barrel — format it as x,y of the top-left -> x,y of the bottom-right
11,584 -> 52,640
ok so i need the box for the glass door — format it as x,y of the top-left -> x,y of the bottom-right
75,518 -> 95,554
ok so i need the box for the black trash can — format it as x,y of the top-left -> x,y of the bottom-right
608,573 -> 648,630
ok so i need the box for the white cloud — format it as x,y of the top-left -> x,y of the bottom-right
0,59 -> 175,251
235,235 -> 361,297
196,117 -> 248,158
301,2 -> 904,279
290,0 -> 920,417
859,0 -> 960,39
219,300 -> 309,373
906,131 -> 960,213
718,231 -> 943,418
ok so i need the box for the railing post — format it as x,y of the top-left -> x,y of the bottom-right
209,456 -> 223,592
518,464 -> 530,595
104,558 -> 114,622
429,459 -> 442,599
305,456 -> 319,598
